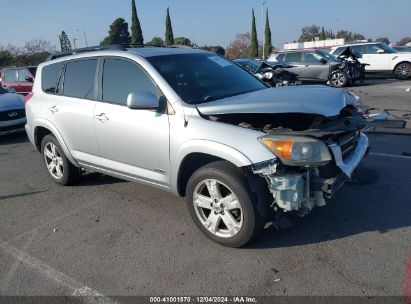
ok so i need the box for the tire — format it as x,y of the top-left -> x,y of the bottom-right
329,71 -> 348,88
394,63 -> 411,80
186,161 -> 264,247
41,134 -> 80,186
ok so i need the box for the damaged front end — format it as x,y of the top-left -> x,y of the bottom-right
245,108 -> 370,217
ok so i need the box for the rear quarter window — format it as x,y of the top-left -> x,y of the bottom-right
42,63 -> 64,94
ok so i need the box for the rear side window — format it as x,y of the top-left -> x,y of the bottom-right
101,58 -> 159,105
4,70 -> 17,82
42,63 -> 64,94
285,52 -> 302,62
18,69 -> 31,81
63,59 -> 97,99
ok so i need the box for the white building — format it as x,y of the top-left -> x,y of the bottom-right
283,38 -> 346,50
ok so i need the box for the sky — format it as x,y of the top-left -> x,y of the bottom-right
1,0 -> 411,49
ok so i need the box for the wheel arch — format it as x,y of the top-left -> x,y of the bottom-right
172,140 -> 253,197
393,61 -> 411,73
33,119 -> 79,167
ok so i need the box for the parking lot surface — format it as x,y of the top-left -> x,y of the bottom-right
0,80 -> 410,298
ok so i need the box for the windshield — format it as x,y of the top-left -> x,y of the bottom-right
379,43 -> 397,54
147,53 -> 266,104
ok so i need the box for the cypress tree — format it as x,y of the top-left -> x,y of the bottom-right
264,9 -> 272,57
131,0 -> 144,45
250,9 -> 259,58
319,27 -> 326,40
59,31 -> 72,52
165,7 -> 174,46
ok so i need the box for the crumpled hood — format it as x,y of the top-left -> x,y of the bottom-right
196,85 -> 355,118
0,93 -> 25,109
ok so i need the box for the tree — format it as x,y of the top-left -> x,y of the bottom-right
319,27 -> 326,40
0,39 -> 56,66
299,25 -> 320,42
200,45 -> 225,56
352,33 -> 366,41
264,9 -> 272,57
131,0 -> 144,45
226,33 -> 251,59
250,9 -> 258,58
398,37 -> 411,46
101,18 -> 131,45
0,50 -> 13,66
59,31 -> 72,52
174,37 -> 192,46
149,37 -> 164,46
375,37 -> 390,45
165,8 -> 174,46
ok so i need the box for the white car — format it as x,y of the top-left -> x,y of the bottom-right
330,42 -> 411,80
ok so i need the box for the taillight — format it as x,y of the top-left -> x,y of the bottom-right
24,93 -> 34,104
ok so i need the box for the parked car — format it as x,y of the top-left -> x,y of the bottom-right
267,49 -> 361,87
26,46 -> 369,247
393,46 -> 411,53
330,43 -> 411,80
0,86 -> 26,135
0,66 -> 37,95
234,58 -> 301,87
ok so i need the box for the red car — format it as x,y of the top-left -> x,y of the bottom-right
0,66 -> 37,95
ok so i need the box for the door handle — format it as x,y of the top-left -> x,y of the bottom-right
95,113 -> 109,122
49,106 -> 58,114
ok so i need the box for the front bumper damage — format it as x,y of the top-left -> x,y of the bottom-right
251,133 -> 370,216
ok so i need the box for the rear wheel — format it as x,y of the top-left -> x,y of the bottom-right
186,161 -> 264,247
394,63 -> 411,80
329,71 -> 348,88
41,135 -> 80,186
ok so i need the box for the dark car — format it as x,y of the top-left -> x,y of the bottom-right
393,46 -> 411,53
234,58 -> 301,87
267,50 -> 360,87
0,66 -> 37,95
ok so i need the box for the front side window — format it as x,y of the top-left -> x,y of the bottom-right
18,69 -> 30,82
148,53 -> 266,104
42,63 -> 64,94
101,58 -> 160,105
303,52 -> 323,62
363,44 -> 384,54
4,70 -> 17,82
276,53 -> 285,61
63,59 -> 97,99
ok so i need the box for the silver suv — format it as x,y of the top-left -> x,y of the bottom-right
25,46 -> 370,247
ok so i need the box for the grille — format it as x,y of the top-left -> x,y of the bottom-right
337,131 -> 360,160
0,109 -> 26,121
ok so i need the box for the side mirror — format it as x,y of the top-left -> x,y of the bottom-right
7,87 -> 16,94
127,91 -> 159,110
319,58 -> 328,64
377,49 -> 385,54
25,76 -> 34,82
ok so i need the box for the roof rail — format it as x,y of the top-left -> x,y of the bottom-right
46,43 -> 194,61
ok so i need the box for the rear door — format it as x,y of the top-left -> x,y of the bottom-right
45,59 -> 100,161
283,52 -> 305,78
93,57 -> 170,186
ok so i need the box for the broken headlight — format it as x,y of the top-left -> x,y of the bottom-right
259,136 -> 332,166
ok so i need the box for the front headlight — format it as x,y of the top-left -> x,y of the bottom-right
259,136 -> 332,166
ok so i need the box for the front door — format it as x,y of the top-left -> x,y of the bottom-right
93,58 -> 170,187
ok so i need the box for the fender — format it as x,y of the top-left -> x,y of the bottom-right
33,118 -> 79,167
170,139 -> 253,193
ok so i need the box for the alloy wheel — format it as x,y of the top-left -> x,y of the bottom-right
396,64 -> 411,79
331,72 -> 346,86
44,142 -> 64,179
193,179 -> 243,238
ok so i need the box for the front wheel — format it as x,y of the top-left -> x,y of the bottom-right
329,71 -> 348,88
186,161 -> 264,247
394,63 -> 411,80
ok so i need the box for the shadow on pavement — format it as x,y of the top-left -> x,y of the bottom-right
0,132 -> 29,145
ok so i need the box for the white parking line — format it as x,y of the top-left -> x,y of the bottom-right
0,239 -> 116,304
369,152 -> 411,160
